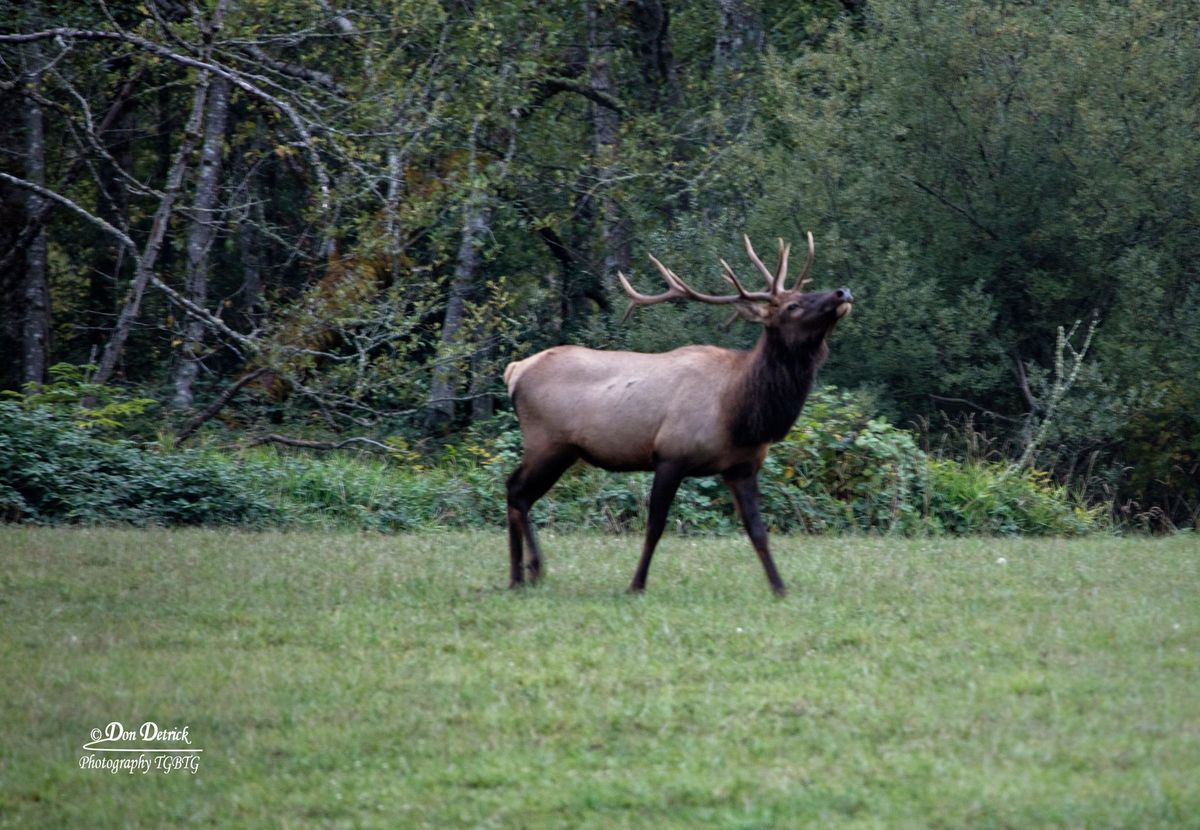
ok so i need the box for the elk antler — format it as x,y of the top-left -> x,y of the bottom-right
793,231 -> 814,291
742,234 -> 811,294
743,234 -> 777,291
619,233 -> 815,320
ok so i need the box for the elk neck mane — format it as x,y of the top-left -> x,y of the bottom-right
727,327 -> 829,447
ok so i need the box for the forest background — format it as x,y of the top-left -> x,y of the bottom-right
1,0 -> 1196,531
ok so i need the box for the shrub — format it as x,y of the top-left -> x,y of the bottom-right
762,390 -> 928,533
450,388 -> 1099,536
0,386 -> 1099,536
0,402 -> 274,527
1,363 -> 157,434
925,460 -> 1100,536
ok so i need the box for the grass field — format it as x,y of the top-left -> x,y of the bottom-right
1,528 -> 1197,828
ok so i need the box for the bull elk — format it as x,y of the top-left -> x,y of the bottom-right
503,233 -> 853,595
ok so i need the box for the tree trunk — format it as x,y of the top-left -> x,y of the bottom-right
704,0 -> 762,227
238,194 -> 265,328
469,319 -> 495,422
426,198 -> 495,430
91,77 -> 134,357
21,38 -> 49,385
93,0 -> 228,387
385,146 -> 406,280
587,0 -> 629,290
713,0 -> 763,90
173,74 -> 232,409
92,74 -> 212,387
234,118 -> 267,330
629,0 -> 680,110
426,113 -> 510,431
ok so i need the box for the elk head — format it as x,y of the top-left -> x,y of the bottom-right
617,232 -> 853,348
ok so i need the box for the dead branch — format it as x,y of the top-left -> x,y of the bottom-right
175,367 -> 269,445
0,171 -> 257,353
0,28 -> 331,217
928,393 -> 1020,423
235,434 -> 397,453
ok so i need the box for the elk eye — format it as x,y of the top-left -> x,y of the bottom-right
786,302 -> 801,312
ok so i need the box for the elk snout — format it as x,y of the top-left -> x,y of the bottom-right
834,287 -> 853,317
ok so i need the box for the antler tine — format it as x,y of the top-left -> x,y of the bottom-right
619,247 -> 782,322
617,269 -> 681,321
793,231 -> 815,291
647,253 -> 747,305
772,238 -> 791,295
646,254 -> 690,295
743,234 -> 776,292
720,258 -> 774,303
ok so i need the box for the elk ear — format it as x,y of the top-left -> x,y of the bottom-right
733,302 -> 771,323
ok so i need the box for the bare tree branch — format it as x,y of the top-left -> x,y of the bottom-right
899,174 -> 1001,241
0,170 -> 256,355
928,393 -> 1020,423
531,76 -> 624,115
0,171 -> 136,253
1013,355 -> 1039,413
0,65 -> 144,276
0,28 -> 331,218
235,43 -> 345,95
91,27 -> 218,386
235,434 -> 398,453
175,367 -> 269,445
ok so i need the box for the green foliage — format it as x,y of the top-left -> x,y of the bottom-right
4,0 -> 1194,526
1,363 -> 157,432
1112,381 -> 1200,529
743,0 -> 1200,525
926,462 -> 1097,536
0,402 -> 273,526
205,389 -> 1097,536
762,389 -> 928,533
0,386 -> 1097,533
762,389 -> 1097,535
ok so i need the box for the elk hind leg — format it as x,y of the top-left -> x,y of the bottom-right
506,448 -> 575,586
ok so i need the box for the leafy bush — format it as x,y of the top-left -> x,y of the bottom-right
0,402 -> 274,526
925,460 -> 1098,536
760,390 -> 929,533
1,363 -> 157,433
1,386 -> 1099,535
222,389 -> 1097,536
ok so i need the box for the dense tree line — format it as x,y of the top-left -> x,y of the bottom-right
1,0 -> 1196,527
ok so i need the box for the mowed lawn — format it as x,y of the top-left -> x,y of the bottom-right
0,528 -> 1197,828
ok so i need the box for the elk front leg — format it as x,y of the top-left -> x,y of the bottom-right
724,471 -> 786,597
629,462 -> 685,593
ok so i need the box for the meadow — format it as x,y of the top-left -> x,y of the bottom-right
1,528 -> 1197,828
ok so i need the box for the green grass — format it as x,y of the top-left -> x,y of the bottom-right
1,529 -> 1197,828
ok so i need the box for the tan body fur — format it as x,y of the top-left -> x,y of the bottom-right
506,345 -> 765,475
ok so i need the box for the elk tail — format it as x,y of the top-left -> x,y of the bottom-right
503,358 -> 528,399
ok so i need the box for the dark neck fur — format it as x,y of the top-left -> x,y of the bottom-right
729,329 -> 828,446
